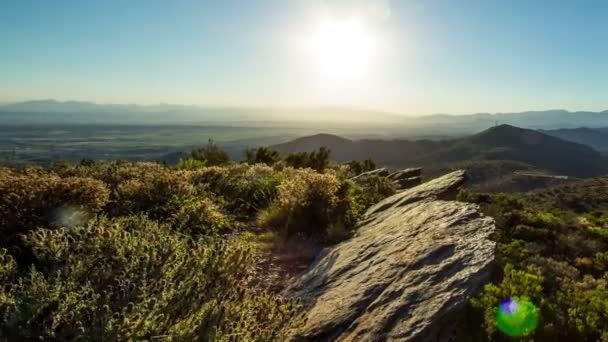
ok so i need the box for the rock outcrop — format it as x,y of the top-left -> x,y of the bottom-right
352,167 -> 424,191
289,171 -> 495,342
387,167 -> 422,181
351,168 -> 390,181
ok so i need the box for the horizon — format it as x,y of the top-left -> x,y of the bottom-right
2,0 -> 607,114
2,98 -> 607,117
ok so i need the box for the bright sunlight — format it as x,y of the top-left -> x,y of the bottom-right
306,16 -> 376,80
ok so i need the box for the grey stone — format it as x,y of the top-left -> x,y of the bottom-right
352,168 -> 390,181
394,176 -> 422,190
387,168 -> 422,181
288,171 -> 495,342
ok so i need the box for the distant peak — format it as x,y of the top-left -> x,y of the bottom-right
485,124 -> 523,132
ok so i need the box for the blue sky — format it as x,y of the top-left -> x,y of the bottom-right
1,0 -> 606,114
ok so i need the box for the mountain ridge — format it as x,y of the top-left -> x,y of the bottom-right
2,100 -> 608,131
272,124 -> 608,177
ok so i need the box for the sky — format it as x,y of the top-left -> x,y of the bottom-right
1,0 -> 607,115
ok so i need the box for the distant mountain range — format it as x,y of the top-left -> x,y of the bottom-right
2,100 -> 608,136
0,100 -> 403,126
271,125 -> 608,177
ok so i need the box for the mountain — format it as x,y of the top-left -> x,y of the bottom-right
2,100 -> 608,135
0,100 -> 403,125
415,110 -> 608,133
416,125 -> 606,176
543,127 -> 608,151
272,125 -> 608,177
272,134 -> 444,165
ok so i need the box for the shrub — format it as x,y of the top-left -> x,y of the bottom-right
257,169 -> 374,242
352,174 -> 396,206
176,157 -> 207,170
244,147 -> 280,165
257,169 -> 340,235
283,147 -> 331,172
283,152 -> 310,169
0,215 -> 297,341
190,139 -> 230,166
346,159 -> 376,175
461,188 -> 608,341
0,168 -> 110,246
170,197 -> 230,236
190,164 -> 284,216
471,264 -> 544,338
112,167 -> 198,219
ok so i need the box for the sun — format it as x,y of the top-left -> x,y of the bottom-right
306,17 -> 376,80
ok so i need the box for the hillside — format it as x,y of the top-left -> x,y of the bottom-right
425,160 -> 574,193
272,133 -> 444,165
272,125 -> 608,177
416,125 -> 607,177
526,176 -> 608,212
543,127 -> 608,151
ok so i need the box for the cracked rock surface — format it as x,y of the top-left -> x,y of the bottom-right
289,171 -> 495,342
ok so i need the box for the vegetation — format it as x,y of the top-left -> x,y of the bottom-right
283,147 -> 331,172
457,185 -> 608,341
245,147 -> 281,166
189,139 -> 230,166
0,144 -> 393,340
346,158 -> 376,175
3,137 -> 608,340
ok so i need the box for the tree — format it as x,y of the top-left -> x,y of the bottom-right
347,158 -> 376,175
244,147 -> 280,165
283,147 -> 331,171
190,139 -> 230,166
284,152 -> 310,169
309,146 -> 331,172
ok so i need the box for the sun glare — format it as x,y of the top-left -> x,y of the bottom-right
306,17 -> 376,80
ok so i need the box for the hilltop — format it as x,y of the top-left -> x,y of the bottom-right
272,124 -> 608,177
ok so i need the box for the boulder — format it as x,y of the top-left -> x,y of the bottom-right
394,176 -> 422,190
351,168 -> 390,181
387,168 -> 422,181
289,171 -> 495,342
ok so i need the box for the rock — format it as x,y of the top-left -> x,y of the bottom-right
351,168 -> 390,180
288,171 -> 495,342
365,170 -> 466,218
394,176 -> 422,190
387,168 -> 422,181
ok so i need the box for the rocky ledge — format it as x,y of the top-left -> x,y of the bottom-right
289,170 -> 495,342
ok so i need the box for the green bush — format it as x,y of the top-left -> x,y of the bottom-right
460,189 -> 608,341
0,168 -> 110,246
346,159 -> 376,176
112,166 -> 199,219
176,157 -> 207,170
190,139 -> 230,166
283,147 -> 331,172
190,164 -> 284,216
471,264 -> 544,338
352,174 -> 396,206
0,215 -> 297,341
256,169 -> 373,242
170,197 -> 230,236
244,147 -> 280,166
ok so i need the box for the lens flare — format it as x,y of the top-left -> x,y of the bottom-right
496,298 -> 539,337
51,205 -> 91,228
